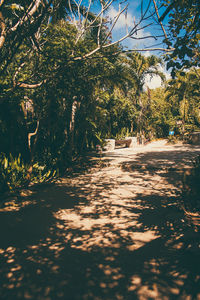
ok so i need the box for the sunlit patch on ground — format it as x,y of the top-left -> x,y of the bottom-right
53,198 -> 159,251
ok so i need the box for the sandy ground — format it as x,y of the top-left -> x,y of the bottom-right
0,140 -> 200,300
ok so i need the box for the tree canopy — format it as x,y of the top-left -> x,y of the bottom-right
159,0 -> 200,74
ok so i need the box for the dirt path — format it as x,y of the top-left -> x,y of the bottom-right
0,140 -> 200,300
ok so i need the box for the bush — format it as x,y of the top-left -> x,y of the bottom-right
182,155 -> 200,213
0,153 -> 28,193
0,153 -> 58,196
31,163 -> 58,184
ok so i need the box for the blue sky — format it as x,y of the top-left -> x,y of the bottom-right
106,1 -> 166,52
80,0 -> 168,55
85,0 -> 171,88
104,1 -> 171,88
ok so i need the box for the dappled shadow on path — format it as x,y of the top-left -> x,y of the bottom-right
121,146 -> 200,188
0,146 -> 200,299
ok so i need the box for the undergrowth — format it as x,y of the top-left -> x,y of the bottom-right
0,153 -> 58,197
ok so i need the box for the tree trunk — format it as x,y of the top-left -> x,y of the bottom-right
68,99 -> 79,157
26,121 -> 39,181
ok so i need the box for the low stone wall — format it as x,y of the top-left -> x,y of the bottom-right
125,137 -> 137,148
103,139 -> 115,151
115,139 -> 132,148
103,137 -> 137,151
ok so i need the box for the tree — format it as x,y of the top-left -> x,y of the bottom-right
4,19 -> 127,162
0,0 -> 162,74
146,86 -> 173,137
0,0 -> 53,71
165,69 -> 200,134
157,0 -> 200,75
124,52 -> 165,138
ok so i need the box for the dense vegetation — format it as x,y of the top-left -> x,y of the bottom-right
0,1 -> 200,200
161,0 -> 200,76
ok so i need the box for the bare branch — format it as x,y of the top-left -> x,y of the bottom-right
68,0 -> 76,25
0,0 -> 52,52
28,120 -> 39,149
13,62 -> 26,86
159,1 -> 175,22
97,0 -> 104,46
0,11 -> 6,48
128,5 -> 154,37
103,4 -> 128,44
152,0 -> 169,42
10,0 -> 42,33
74,46 -> 101,60
89,0 -> 114,27
125,9 -> 129,35
73,0 -> 82,27
74,0 -> 115,47
84,0 -> 92,27
13,61 -> 46,88
103,32 -> 130,48
72,0 -> 162,61
142,0 -> 152,20
17,81 -> 45,88
130,35 -> 157,40
121,47 -> 175,53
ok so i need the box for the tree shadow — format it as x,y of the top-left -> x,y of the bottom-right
121,147 -> 200,188
0,146 -> 200,299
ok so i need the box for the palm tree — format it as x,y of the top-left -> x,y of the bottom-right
166,69 -> 200,136
125,52 -> 165,140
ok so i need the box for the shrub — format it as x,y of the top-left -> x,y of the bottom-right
0,153 -> 27,193
0,153 -> 58,196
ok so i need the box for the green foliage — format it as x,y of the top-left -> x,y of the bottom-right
182,155 -> 200,212
147,87 -> 173,138
161,0 -> 200,74
94,88 -> 136,139
1,19 -> 128,171
0,153 -> 27,193
115,128 -> 132,140
0,153 -> 58,195
31,163 -> 58,184
165,69 -> 200,135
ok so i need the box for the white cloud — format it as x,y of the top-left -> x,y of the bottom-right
144,75 -> 162,90
108,7 -> 134,30
107,4 -> 171,91
144,65 -> 171,90
107,7 -> 156,50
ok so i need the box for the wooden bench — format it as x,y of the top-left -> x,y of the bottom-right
115,139 -> 132,148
